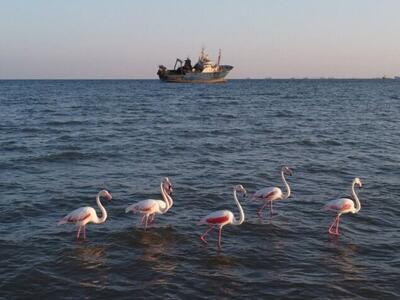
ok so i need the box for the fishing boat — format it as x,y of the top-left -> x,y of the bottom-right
382,75 -> 393,80
157,48 -> 233,83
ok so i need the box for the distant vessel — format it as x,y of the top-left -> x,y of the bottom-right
382,75 -> 393,80
157,48 -> 233,83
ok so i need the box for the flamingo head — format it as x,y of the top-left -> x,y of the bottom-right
235,184 -> 247,197
100,190 -> 113,202
162,177 -> 173,195
282,166 -> 293,176
354,177 -> 362,188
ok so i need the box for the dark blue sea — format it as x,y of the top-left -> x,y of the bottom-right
0,79 -> 399,299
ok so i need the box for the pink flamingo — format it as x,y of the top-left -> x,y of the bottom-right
58,190 -> 112,240
198,185 -> 246,249
322,177 -> 362,235
252,166 -> 293,218
125,177 -> 173,230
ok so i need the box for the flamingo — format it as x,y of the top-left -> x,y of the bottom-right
125,177 -> 173,230
322,177 -> 362,235
198,185 -> 246,249
58,190 -> 112,240
252,166 -> 293,218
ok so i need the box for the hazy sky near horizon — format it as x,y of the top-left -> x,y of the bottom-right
1,0 -> 400,79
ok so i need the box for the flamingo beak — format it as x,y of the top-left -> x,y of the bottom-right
165,184 -> 173,195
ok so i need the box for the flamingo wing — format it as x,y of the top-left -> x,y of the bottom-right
323,198 -> 353,212
254,187 -> 281,200
125,199 -> 158,214
199,210 -> 231,225
58,207 -> 92,225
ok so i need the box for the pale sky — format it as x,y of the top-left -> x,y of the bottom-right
1,0 -> 399,79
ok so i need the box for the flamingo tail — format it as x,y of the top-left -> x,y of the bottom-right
321,204 -> 336,212
250,195 -> 260,202
197,217 -> 208,226
57,218 -> 68,225
125,204 -> 138,214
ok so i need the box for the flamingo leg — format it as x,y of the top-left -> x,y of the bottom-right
200,225 -> 214,244
328,216 -> 336,234
218,226 -> 223,249
149,214 -> 155,224
140,214 -> 146,225
328,215 -> 340,235
76,226 -> 81,240
257,202 -> 268,218
270,200 -> 274,218
144,215 -> 149,231
336,215 -> 341,235
83,226 -> 86,240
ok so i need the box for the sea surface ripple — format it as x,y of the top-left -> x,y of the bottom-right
0,79 -> 399,299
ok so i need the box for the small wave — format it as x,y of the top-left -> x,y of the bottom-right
299,139 -> 317,146
45,120 -> 88,126
41,151 -> 84,161
0,161 -> 20,170
253,92 -> 281,97
324,139 -> 342,146
0,142 -> 30,152
20,127 -> 42,133
215,95 -> 235,100
0,181 -> 23,189
281,94 -> 299,99
276,111 -> 298,117
24,151 -> 108,163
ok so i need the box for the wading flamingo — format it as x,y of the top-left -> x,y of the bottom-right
58,190 -> 112,240
125,177 -> 173,230
252,166 -> 293,218
322,177 -> 362,235
198,185 -> 246,249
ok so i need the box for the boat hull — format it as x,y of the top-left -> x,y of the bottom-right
158,66 -> 233,83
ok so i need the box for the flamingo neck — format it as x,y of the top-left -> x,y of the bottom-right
159,183 -> 171,213
351,181 -> 361,213
232,189 -> 245,225
281,170 -> 291,199
94,192 -> 107,224
166,190 -> 173,210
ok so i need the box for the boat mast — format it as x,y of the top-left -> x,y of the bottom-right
217,49 -> 221,66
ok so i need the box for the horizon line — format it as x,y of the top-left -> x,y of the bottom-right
0,77 -> 390,81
